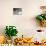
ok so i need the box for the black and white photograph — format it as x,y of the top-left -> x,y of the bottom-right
13,8 -> 22,15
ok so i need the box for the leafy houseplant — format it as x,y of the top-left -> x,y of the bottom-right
36,14 -> 46,21
5,26 -> 18,39
36,14 -> 46,27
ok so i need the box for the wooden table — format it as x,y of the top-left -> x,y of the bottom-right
14,43 -> 46,46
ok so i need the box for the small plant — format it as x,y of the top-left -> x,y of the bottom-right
36,14 -> 46,27
36,14 -> 46,21
5,26 -> 18,39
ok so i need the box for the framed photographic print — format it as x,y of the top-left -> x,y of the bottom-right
13,8 -> 22,15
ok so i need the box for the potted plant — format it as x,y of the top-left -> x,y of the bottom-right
5,26 -> 18,43
36,6 -> 46,27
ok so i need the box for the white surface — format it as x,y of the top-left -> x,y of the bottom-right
0,0 -> 46,41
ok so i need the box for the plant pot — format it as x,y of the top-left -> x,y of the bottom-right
40,20 -> 46,27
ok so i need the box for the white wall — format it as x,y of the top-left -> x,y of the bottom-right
0,0 -> 46,38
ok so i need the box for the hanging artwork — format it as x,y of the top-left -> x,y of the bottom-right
13,8 -> 22,15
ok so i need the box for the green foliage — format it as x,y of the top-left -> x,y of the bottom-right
36,15 -> 44,21
36,14 -> 46,21
44,15 -> 46,20
5,26 -> 18,38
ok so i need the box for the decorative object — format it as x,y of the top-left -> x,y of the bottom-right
36,14 -> 46,27
5,26 -> 18,44
13,8 -> 22,15
36,30 -> 42,32
36,6 -> 46,27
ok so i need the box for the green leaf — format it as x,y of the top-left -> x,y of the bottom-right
44,15 -> 46,20
36,15 -> 44,21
